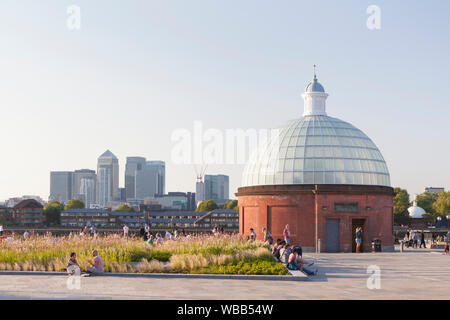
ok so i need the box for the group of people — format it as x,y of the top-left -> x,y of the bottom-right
67,249 -> 104,277
402,230 -> 427,249
0,230 -> 34,242
248,224 -> 318,276
135,224 -> 195,246
271,238 -> 318,275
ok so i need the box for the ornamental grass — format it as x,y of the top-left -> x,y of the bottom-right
0,234 -> 288,275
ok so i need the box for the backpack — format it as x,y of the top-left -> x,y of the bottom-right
282,247 -> 292,265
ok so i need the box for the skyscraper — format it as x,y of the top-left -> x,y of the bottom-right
204,174 -> 229,204
135,167 -> 158,200
97,167 -> 111,206
196,180 -> 205,204
146,161 -> 165,196
49,171 -> 73,203
73,169 -> 97,208
72,169 -> 96,205
135,161 -> 165,200
96,150 -> 119,206
79,177 -> 96,208
125,157 -> 146,200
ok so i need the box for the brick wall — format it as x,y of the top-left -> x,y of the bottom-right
237,184 -> 394,253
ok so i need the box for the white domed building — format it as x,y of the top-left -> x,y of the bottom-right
408,200 -> 426,228
408,201 -> 426,219
237,72 -> 394,253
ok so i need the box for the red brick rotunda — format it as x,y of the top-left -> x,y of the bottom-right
236,71 -> 394,253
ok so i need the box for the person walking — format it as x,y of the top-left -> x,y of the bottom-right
411,231 -> 418,248
420,231 -> 426,248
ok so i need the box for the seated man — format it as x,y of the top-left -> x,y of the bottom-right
86,250 -> 103,275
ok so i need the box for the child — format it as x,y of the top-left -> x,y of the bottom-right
67,252 -> 80,276
147,234 -> 154,246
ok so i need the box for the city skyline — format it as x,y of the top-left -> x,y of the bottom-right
0,1 -> 449,200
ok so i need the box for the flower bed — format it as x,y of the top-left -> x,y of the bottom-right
0,234 -> 289,275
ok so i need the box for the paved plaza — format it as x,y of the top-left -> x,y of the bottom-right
0,246 -> 449,299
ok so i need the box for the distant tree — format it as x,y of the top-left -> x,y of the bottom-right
224,200 -> 239,211
432,191 -> 450,217
116,204 -> 134,212
44,201 -> 64,226
196,200 -> 218,212
393,187 -> 410,225
64,199 -> 85,210
0,215 -> 13,227
415,192 -> 443,223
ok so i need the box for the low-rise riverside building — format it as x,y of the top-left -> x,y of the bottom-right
60,209 -> 144,228
60,208 -> 239,231
12,199 -> 44,226
194,209 -> 239,232
147,211 -> 207,228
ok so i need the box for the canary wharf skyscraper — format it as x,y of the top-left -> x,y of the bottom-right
96,150 -> 119,206
125,156 -> 146,200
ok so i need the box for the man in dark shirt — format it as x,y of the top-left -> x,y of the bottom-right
420,231 -> 426,248
139,226 -> 147,240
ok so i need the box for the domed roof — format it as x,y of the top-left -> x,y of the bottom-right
306,75 -> 325,93
242,71 -> 390,188
408,201 -> 426,218
242,116 -> 390,187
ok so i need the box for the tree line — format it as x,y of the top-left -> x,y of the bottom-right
394,188 -> 450,225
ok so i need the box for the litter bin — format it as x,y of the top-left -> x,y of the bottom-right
372,238 -> 382,252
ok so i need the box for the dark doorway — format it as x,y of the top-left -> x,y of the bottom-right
352,219 -> 365,252
325,219 -> 340,252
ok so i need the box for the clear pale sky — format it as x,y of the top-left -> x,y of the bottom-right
0,0 -> 449,201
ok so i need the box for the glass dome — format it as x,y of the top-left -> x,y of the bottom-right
242,115 -> 390,187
